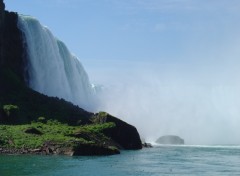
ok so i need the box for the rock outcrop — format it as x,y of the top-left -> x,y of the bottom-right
91,112 -> 142,150
156,135 -> 184,145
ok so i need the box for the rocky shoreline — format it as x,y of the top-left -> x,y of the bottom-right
0,142 -> 152,156
0,141 -> 120,156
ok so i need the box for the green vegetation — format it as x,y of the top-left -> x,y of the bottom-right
37,116 -> 46,123
80,122 -> 115,133
3,104 -> 18,116
91,111 -> 108,124
0,120 -> 116,149
98,111 -> 108,117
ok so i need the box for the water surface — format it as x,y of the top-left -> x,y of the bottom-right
0,145 -> 240,176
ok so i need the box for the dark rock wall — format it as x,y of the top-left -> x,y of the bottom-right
93,113 -> 142,150
105,115 -> 142,149
2,13 -> 25,81
0,0 -> 5,65
0,0 -> 25,82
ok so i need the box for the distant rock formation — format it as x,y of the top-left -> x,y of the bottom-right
156,135 -> 184,145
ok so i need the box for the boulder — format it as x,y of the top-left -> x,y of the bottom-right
156,135 -> 184,145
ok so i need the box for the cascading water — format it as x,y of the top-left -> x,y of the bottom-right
17,15 -> 96,111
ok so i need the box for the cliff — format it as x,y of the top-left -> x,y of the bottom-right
92,112 -> 142,149
0,1 -> 24,81
0,0 -> 5,65
0,0 -> 142,155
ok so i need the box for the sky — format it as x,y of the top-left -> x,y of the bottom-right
5,0 -> 240,144
5,0 -> 240,80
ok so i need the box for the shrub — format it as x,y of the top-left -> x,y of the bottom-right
37,117 -> 46,123
91,111 -> 108,124
3,104 -> 19,116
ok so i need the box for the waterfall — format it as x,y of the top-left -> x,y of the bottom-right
17,15 -> 96,111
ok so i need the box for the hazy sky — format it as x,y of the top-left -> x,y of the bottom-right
5,0 -> 240,144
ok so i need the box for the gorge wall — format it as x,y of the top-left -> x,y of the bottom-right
0,0 -> 25,81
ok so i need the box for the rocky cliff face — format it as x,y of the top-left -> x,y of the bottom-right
0,0 -> 4,23
0,0 -> 4,19
0,0 -> 25,81
0,0 -> 5,65
92,112 -> 142,150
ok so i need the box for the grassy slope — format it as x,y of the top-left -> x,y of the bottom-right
0,119 -> 116,150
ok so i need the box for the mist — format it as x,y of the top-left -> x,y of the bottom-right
78,0 -> 240,145
89,50 -> 240,145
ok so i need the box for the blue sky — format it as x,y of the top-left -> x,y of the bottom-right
5,0 -> 240,143
5,0 -> 240,78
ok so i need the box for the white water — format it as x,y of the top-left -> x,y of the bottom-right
17,15 -> 96,111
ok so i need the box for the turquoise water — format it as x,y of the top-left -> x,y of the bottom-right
0,145 -> 240,176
